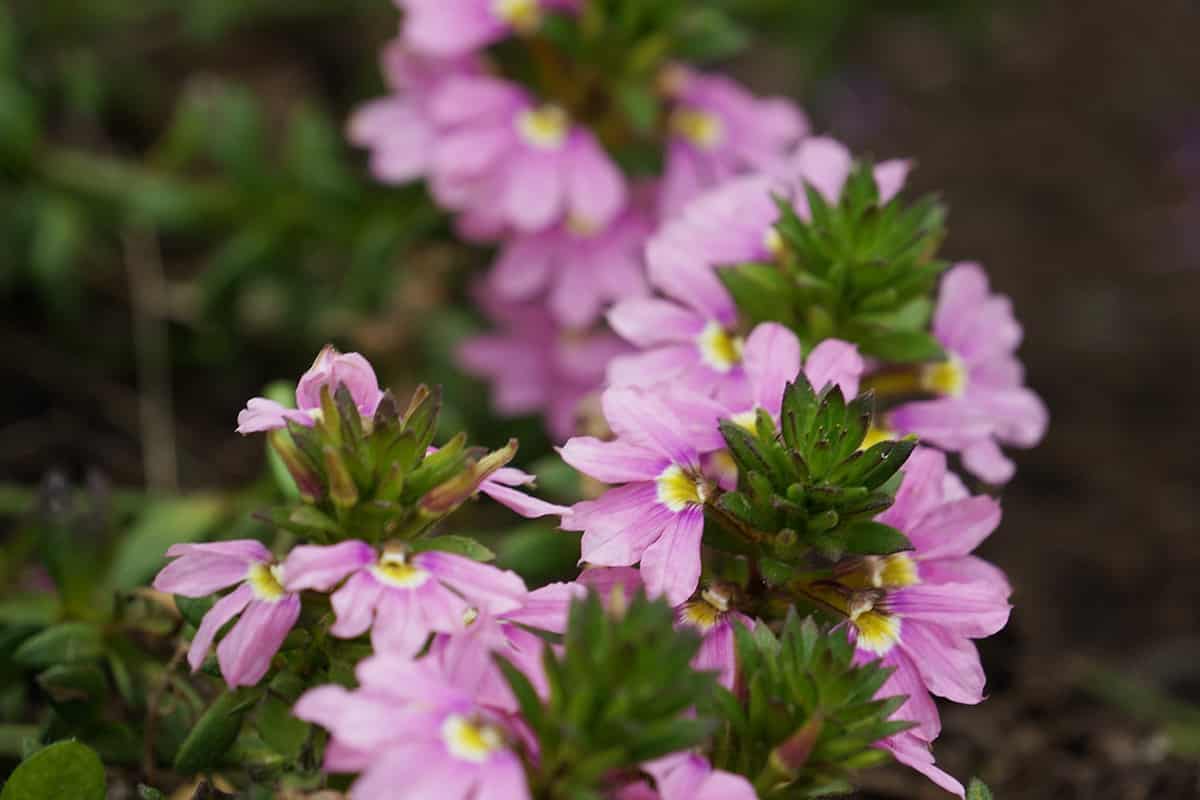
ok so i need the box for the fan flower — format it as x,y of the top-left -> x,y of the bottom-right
153,541 -> 300,688
235,345 -> 384,434
427,581 -> 583,711
400,0 -> 580,58
480,466 -> 573,519
560,389 -> 712,606
666,322 -> 865,459
294,655 -> 530,800
282,541 -> 527,656
659,65 -> 809,218
879,731 -> 965,798
349,41 -> 481,185
887,262 -> 1049,484
427,75 -> 626,233
831,447 -> 1011,794
609,138 -> 902,402
488,200 -> 653,327
458,295 -> 631,441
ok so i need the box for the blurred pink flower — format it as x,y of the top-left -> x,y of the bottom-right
153,541 -> 300,688
400,0 -> 580,58
488,200 -> 654,327
888,263 -> 1049,484
427,75 -> 626,233
348,41 -> 482,185
660,66 -> 808,217
458,297 -> 631,442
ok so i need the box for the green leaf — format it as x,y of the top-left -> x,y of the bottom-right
967,779 -> 995,800
856,329 -> 946,363
410,535 -> 495,562
717,262 -> 797,327
255,696 -> 309,762
174,689 -> 256,774
13,623 -> 103,668
105,496 -> 227,590
841,521 -> 913,556
0,740 -> 105,800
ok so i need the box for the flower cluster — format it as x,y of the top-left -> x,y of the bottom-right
145,3 -> 1047,798
350,1 -> 808,440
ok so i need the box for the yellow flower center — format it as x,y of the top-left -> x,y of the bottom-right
566,214 -> 601,238
847,592 -> 901,656
730,409 -> 758,433
371,552 -> 432,589
919,356 -> 967,397
862,554 -> 920,589
763,227 -> 786,259
680,600 -> 722,633
492,0 -> 541,33
697,321 -> 744,372
656,465 -> 707,512
671,108 -> 724,150
516,105 -> 569,150
859,423 -> 896,451
247,562 -> 287,602
442,714 -> 504,763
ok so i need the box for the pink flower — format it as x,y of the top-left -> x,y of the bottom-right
427,581 -> 583,711
428,75 -> 626,233
579,567 -> 752,691
609,138 -> 903,402
458,296 -> 632,442
660,65 -> 809,218
282,541 -> 527,656
665,322 -> 865,457
560,389 -> 713,606
235,346 -> 384,434
840,447 -> 1011,794
615,752 -> 756,800
488,201 -> 653,327
349,41 -> 481,185
400,0 -> 580,58
153,541 -> 300,688
888,263 -> 1049,484
295,655 -> 530,800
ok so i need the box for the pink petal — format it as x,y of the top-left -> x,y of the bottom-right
803,338 -> 864,399
417,551 -> 528,614
187,583 -> 252,672
558,436 -> 668,484
638,506 -> 704,605
608,298 -> 706,347
329,571 -> 383,639
216,594 -> 300,687
504,149 -> 564,232
479,481 -> 572,518
607,346 -> 701,389
283,541 -> 376,592
880,732 -> 965,798
502,582 -> 585,633
899,621 -> 986,705
565,131 -> 626,229
743,322 -> 802,415
235,398 -> 312,434
891,583 -> 1012,639
961,438 -> 1016,484
155,542 -> 264,597
906,494 -> 1002,561
874,159 -> 911,203
601,388 -> 697,466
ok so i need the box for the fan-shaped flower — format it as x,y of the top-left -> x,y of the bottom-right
153,541 -> 300,688
235,345 -> 384,434
400,0 -> 580,58
282,541 -> 527,656
887,263 -> 1049,484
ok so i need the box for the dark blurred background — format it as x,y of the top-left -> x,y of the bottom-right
3,1 -> 1199,796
